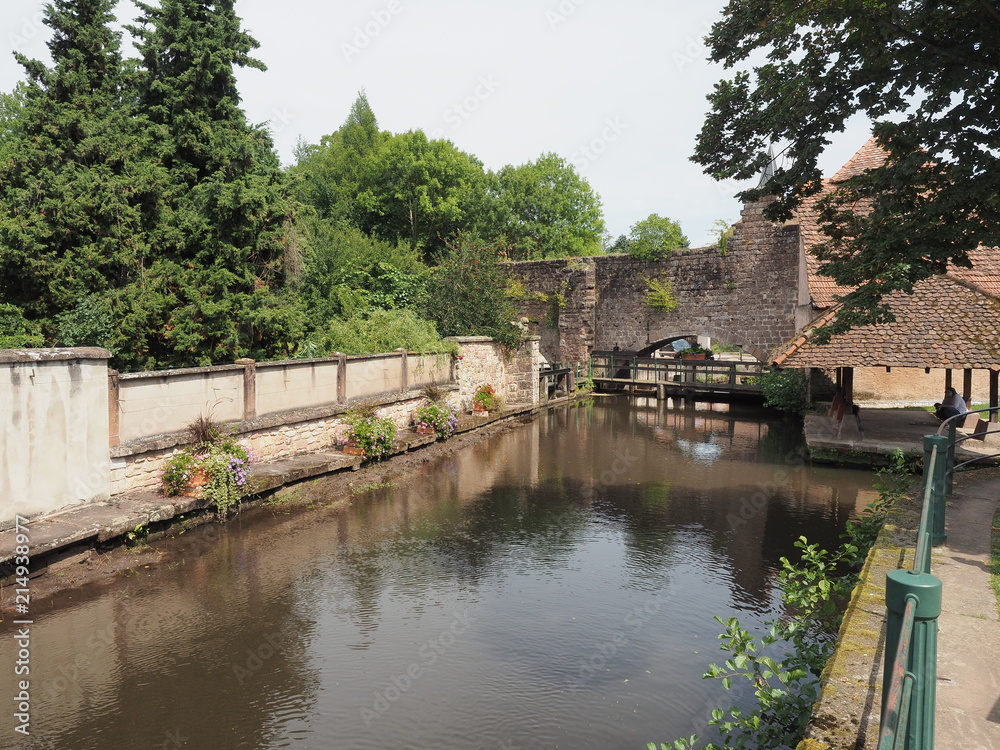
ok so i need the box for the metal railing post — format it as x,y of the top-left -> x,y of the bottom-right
923,435 -> 949,548
946,420 -> 957,496
882,570 -> 942,750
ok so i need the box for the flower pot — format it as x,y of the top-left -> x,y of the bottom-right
342,441 -> 366,456
416,424 -> 436,435
682,353 -> 708,361
472,404 -> 490,416
179,469 -> 209,498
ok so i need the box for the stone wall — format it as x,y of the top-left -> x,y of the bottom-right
111,393 -> 434,494
509,199 -> 807,362
0,349 -> 111,525
449,336 -> 541,410
4,337 -> 541,516
507,259 -> 596,364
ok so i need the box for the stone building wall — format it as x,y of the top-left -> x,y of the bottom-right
509,199 -> 806,362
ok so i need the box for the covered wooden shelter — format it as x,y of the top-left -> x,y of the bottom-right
771,138 -> 1000,418
773,249 -> 1000,419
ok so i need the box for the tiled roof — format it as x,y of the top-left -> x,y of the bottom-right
773,273 -> 1000,368
796,138 -> 887,309
829,137 -> 888,183
948,246 -> 1000,297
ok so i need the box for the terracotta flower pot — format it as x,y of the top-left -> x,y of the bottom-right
416,424 -> 436,435
342,441 -> 366,456
179,469 -> 209,498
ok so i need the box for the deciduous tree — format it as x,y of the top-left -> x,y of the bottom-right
693,1 -> 1000,338
492,153 -> 605,259
626,214 -> 688,260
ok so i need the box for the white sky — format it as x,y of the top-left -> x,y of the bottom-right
2,0 -> 873,247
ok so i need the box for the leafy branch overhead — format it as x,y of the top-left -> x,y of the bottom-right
693,1 -> 1000,339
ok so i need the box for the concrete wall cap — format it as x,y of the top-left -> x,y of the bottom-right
0,347 -> 111,363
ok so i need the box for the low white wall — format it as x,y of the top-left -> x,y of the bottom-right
345,355 -> 405,400
256,359 -> 339,417
0,349 -> 111,525
409,354 -> 452,391
117,366 -> 244,443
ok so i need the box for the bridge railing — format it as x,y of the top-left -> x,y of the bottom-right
590,351 -> 765,390
877,434 -> 947,750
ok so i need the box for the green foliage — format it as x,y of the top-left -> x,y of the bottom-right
0,0 -> 162,360
421,234 -> 524,349
760,368 -> 809,414
359,130 -> 490,260
627,214 -> 689,260
645,277 -> 680,313
545,284 -> 569,328
693,1 -> 1000,337
492,153 -> 606,259
0,0 -> 307,370
297,308 -> 456,358
713,220 -> 734,256
0,304 -> 43,348
54,294 -> 117,352
341,405 -> 397,461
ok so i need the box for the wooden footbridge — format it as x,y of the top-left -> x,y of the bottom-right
590,351 -> 766,400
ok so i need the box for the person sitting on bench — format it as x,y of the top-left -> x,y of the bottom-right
934,387 -> 967,421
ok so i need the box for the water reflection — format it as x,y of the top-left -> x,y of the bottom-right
0,398 -> 875,750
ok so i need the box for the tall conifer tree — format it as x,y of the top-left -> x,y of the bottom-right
0,0 -> 159,359
129,0 -> 303,366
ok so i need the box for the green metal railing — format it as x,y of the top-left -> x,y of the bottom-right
937,406 -> 1000,495
877,434 -> 947,750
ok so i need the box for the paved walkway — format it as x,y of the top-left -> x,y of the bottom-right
935,471 -> 1000,749
804,407 -> 1000,748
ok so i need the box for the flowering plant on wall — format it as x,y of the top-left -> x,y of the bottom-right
413,399 -> 459,440
161,416 -> 255,518
472,383 -> 503,413
338,403 -> 398,461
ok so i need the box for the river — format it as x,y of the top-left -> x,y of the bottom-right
0,397 -> 877,750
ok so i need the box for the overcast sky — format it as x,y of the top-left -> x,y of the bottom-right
2,0 -> 873,247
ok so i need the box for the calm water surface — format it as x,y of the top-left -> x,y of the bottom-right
0,398 -> 877,750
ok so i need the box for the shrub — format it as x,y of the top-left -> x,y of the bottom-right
645,277 -> 680,313
161,418 -> 254,518
760,368 -> 809,414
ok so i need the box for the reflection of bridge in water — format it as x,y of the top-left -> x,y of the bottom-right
590,351 -> 766,401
